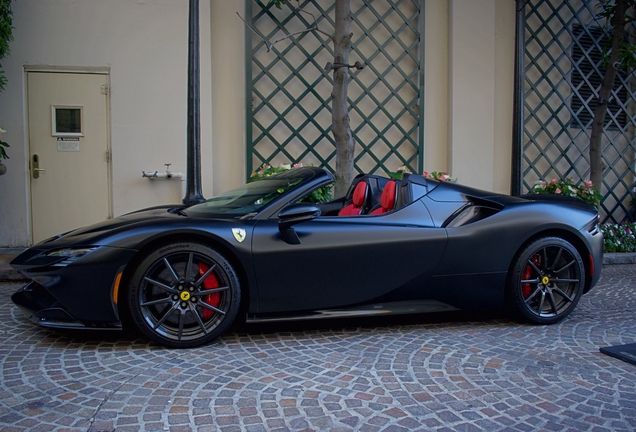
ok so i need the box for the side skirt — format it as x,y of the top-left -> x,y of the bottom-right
246,300 -> 459,324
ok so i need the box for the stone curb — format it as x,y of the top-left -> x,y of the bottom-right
0,248 -> 28,282
0,268 -> 28,282
602,252 -> 636,265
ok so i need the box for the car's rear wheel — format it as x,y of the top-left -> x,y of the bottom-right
127,242 -> 240,348
507,237 -> 585,325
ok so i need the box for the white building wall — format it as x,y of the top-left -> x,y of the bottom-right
449,0 -> 496,191
424,0 -> 449,175
425,0 -> 514,193
210,1 -> 246,196
0,0 -> 213,246
0,0 -> 516,247
494,0 -> 515,194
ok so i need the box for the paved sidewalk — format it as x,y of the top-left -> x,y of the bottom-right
0,265 -> 634,431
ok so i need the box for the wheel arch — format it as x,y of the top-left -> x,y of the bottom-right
509,228 -> 593,292
116,231 -> 251,324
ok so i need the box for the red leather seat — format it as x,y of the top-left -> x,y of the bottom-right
338,181 -> 368,216
370,180 -> 397,215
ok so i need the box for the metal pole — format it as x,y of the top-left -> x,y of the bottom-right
245,1 -> 253,180
417,0 -> 425,174
183,0 -> 205,205
511,0 -> 526,196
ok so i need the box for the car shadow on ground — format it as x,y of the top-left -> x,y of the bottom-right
240,309 -> 509,336
24,309 -> 512,350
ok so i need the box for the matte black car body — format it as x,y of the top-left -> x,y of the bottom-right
11,167 -> 603,347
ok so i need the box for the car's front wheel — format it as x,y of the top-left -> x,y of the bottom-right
507,237 -> 585,325
127,242 -> 240,348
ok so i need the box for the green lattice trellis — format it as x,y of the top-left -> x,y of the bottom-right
522,0 -> 636,223
245,0 -> 424,180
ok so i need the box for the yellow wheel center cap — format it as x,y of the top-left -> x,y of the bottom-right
541,276 -> 550,285
180,291 -> 191,301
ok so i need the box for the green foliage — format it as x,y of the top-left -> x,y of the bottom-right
597,0 -> 636,70
0,127 -> 8,159
602,223 -> 636,252
531,178 -> 603,208
0,0 -> 14,92
423,171 -> 457,182
249,162 -> 333,204
388,166 -> 457,182
268,0 -> 298,9
0,141 -> 8,159
387,166 -> 411,180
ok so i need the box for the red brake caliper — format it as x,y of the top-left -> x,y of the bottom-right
522,255 -> 540,298
198,263 -> 221,320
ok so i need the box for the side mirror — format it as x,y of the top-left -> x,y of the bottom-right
278,204 -> 321,244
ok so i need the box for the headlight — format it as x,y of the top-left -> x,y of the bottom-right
46,247 -> 97,266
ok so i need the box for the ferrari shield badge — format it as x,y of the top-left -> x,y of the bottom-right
232,228 -> 246,243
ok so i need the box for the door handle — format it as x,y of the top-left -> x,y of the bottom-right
32,154 -> 45,179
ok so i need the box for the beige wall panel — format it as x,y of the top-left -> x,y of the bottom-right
493,0 -> 515,194
424,0 -> 449,175
449,0 -> 496,191
210,0 -> 246,195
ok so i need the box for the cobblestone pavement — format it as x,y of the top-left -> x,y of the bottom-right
0,266 -> 634,432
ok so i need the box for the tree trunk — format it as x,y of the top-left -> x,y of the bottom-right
332,0 -> 354,198
589,0 -> 627,193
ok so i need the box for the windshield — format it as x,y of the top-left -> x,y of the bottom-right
186,168 -> 317,218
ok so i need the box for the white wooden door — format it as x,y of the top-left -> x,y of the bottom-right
28,72 -> 110,244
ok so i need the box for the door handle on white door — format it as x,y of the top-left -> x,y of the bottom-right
32,154 -> 46,179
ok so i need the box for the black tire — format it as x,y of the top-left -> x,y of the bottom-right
507,237 -> 585,325
127,242 -> 240,348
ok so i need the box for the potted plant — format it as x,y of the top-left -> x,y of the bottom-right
0,126 -> 9,175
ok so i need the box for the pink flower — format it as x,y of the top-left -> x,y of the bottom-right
584,180 -> 593,188
551,178 -> 558,184
555,188 -> 562,194
293,163 -> 303,168
422,171 -> 429,177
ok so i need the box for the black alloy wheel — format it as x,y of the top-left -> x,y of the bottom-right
508,237 -> 585,325
127,242 -> 240,348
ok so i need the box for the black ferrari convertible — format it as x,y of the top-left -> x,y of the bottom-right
11,167 -> 603,348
